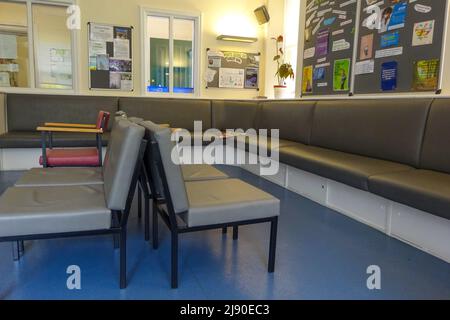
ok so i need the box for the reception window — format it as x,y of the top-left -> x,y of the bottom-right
144,10 -> 199,95
0,0 -> 74,90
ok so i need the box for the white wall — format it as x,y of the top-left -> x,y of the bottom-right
77,0 -> 269,99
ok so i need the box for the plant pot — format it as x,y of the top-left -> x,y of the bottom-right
273,85 -> 288,99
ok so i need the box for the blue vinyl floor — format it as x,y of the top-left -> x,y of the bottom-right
0,166 -> 449,300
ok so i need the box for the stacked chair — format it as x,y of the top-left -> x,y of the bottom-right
38,111 -> 111,168
139,121 -> 280,289
0,116 -> 281,290
0,118 -> 146,289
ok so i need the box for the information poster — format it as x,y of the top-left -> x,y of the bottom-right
412,59 -> 439,91
89,23 -> 133,91
333,59 -> 350,92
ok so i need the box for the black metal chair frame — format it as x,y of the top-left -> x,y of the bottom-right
140,141 -> 278,289
0,140 -> 148,289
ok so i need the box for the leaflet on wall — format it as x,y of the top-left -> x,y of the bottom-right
379,2 -> 407,33
245,67 -> 258,89
333,59 -> 350,91
302,66 -> 313,94
120,73 -> 133,91
381,61 -> 398,91
412,59 -> 439,91
355,60 -> 375,75
90,41 -> 107,56
359,34 -> 374,60
113,39 -> 130,59
219,68 -> 244,89
313,67 -> 326,81
316,29 -> 330,56
412,20 -> 435,47
380,31 -> 400,48
90,24 -> 114,42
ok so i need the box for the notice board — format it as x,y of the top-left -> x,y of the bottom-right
88,22 -> 133,91
354,0 -> 447,94
206,49 -> 260,90
301,0 -> 358,96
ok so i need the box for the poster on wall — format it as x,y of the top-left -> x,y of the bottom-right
88,22 -> 133,91
412,59 -> 439,91
333,59 -> 350,92
302,66 -> 313,94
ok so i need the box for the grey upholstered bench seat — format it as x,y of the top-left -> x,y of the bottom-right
279,144 -> 413,191
0,131 -> 110,149
183,179 -> 280,228
181,165 -> 228,181
237,136 -> 299,156
369,170 -> 450,220
15,167 -> 103,187
0,184 -> 111,237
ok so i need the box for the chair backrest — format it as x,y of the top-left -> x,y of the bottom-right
139,120 -> 189,214
103,119 -> 145,211
96,111 -> 111,131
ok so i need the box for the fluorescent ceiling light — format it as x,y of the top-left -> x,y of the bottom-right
217,35 -> 258,43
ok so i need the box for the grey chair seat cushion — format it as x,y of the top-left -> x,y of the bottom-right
279,144 -> 412,191
183,179 -> 280,227
0,185 -> 111,237
0,131 -> 110,149
181,165 -> 228,181
369,170 -> 450,220
15,167 -> 103,187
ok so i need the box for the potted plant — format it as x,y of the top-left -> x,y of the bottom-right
272,35 -> 295,99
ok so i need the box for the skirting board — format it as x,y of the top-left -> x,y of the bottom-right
240,156 -> 450,264
0,148 -> 108,171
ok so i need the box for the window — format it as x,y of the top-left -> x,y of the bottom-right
0,0 -> 74,90
144,10 -> 199,95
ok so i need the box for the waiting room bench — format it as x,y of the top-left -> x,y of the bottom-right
1,93 -> 450,262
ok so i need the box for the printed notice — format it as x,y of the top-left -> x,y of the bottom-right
375,47 -> 403,59
355,60 -> 375,75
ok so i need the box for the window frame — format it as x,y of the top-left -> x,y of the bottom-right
141,7 -> 201,97
0,0 -> 78,94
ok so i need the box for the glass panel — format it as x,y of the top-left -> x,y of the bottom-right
0,1 -> 29,88
32,4 -> 72,89
173,18 -> 194,94
148,16 -> 169,93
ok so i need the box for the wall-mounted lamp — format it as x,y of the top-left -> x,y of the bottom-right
217,35 -> 258,43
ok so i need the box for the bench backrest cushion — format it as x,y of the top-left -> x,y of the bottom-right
7,94 -> 118,131
420,99 -> 450,174
311,99 -> 432,166
119,98 -> 211,131
258,100 -> 316,143
103,119 -> 145,211
212,100 -> 260,131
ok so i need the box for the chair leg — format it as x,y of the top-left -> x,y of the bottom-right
19,240 -> 25,256
119,229 -> 127,289
137,185 -> 142,219
222,227 -> 227,234
233,226 -> 239,240
171,231 -> 179,289
112,213 -> 120,250
144,196 -> 150,241
268,217 -> 278,273
12,242 -> 20,261
152,201 -> 159,249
